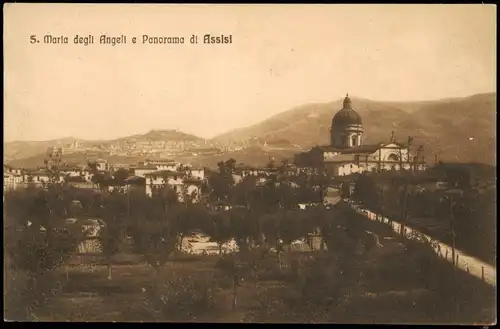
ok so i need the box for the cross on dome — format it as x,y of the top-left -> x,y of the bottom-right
342,93 -> 352,109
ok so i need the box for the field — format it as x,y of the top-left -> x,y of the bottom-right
6,209 -> 495,324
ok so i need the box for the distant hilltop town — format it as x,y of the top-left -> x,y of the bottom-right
39,130 -> 261,159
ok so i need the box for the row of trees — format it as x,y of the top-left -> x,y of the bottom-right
350,168 -> 496,264
207,158 -> 330,211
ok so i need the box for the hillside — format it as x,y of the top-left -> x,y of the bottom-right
3,137 -> 80,162
4,130 -> 204,163
182,146 -> 297,169
111,129 -> 202,143
212,93 -> 496,165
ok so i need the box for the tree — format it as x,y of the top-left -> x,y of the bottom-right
352,174 -> 379,209
229,208 -> 259,252
112,168 -> 130,186
91,172 -> 113,191
224,158 -> 237,172
100,192 -> 127,280
277,210 -> 312,251
4,187 -> 84,320
179,182 -> 200,206
173,204 -> 208,251
206,211 -> 233,255
128,185 -> 179,277
207,166 -> 234,203
232,175 -> 259,209
216,256 -> 245,310
294,171 -> 320,204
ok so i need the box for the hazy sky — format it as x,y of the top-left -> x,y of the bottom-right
4,4 -> 497,142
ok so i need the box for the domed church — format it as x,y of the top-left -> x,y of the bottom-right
294,94 -> 426,176
330,94 -> 364,148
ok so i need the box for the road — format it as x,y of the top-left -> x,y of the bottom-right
346,200 -> 496,287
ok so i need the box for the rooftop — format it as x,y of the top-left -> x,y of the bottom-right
316,142 -> 408,155
135,165 -> 158,170
145,170 -> 184,177
124,176 -> 146,185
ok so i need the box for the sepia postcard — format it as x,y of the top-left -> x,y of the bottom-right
3,3 -> 496,324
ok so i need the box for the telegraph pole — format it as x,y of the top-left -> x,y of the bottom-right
450,195 -> 456,267
407,136 -> 414,171
400,179 -> 409,238
414,145 -> 424,171
446,189 -> 462,317
378,147 -> 382,172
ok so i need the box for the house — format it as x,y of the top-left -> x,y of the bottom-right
87,159 -> 109,172
187,167 -> 205,180
144,170 -> 203,203
3,171 -> 23,191
4,164 -> 22,176
231,165 -> 282,186
60,166 -> 85,177
24,170 -> 65,186
134,165 -> 158,177
156,162 -> 180,172
109,163 -> 131,171
142,159 -> 179,168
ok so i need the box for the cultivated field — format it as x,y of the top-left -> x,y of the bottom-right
6,209 -> 495,324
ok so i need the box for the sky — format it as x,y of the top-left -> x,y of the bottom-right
4,4 -> 497,142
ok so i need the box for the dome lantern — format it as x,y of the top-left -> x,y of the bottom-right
332,93 -> 362,127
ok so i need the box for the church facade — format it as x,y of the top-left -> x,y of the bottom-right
294,94 -> 426,176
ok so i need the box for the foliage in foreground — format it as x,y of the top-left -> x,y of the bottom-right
4,187 -> 86,320
141,272 -> 222,321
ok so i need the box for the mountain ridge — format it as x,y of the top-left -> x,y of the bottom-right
4,93 -> 496,167
210,92 -> 496,165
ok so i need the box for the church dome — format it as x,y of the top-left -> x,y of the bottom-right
332,94 -> 362,127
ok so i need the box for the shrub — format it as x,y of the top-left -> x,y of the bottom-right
142,273 -> 221,321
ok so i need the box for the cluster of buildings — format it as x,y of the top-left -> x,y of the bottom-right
57,132 -> 237,158
3,157 -> 206,204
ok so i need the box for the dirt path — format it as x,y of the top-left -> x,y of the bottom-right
349,202 -> 496,287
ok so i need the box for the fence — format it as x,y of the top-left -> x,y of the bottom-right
344,199 -> 496,287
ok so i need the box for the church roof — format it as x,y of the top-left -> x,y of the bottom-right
332,94 -> 362,126
315,141 -> 409,154
316,144 -> 383,154
324,154 -> 358,163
